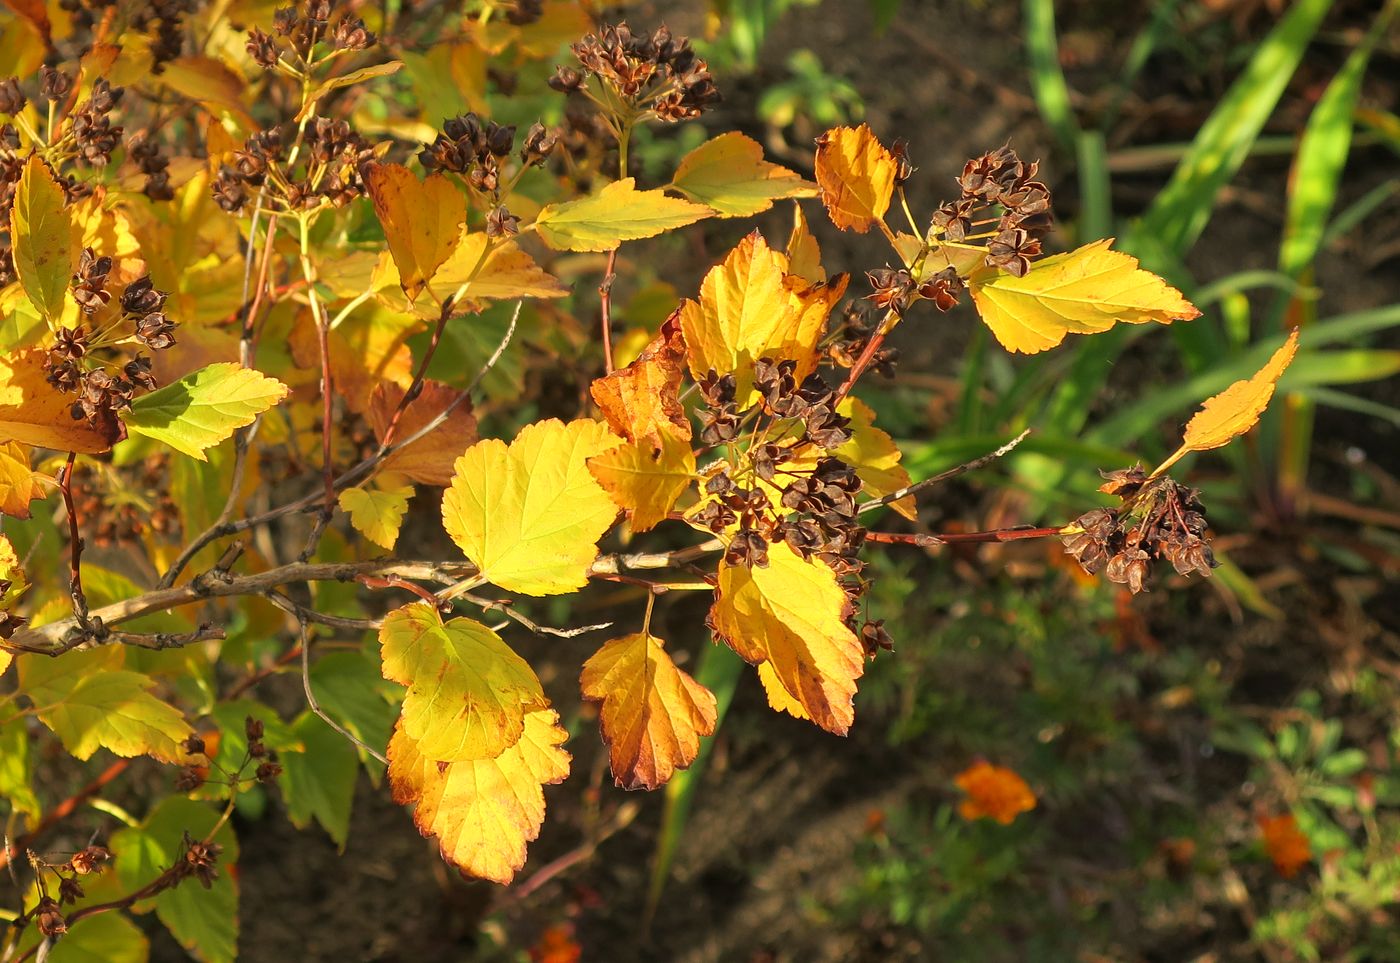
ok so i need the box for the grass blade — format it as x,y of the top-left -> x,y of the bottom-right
1023,0 -> 1079,148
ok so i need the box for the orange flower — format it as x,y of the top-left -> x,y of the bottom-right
954,761 -> 1036,824
1259,813 -> 1311,879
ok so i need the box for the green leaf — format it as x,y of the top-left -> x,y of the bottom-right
46,911 -> 149,963
533,178 -> 712,252
308,650 -> 398,772
112,797 -> 239,963
19,647 -> 193,763
0,717 -> 40,824
124,363 -> 289,460
9,154 -> 75,323
281,712 -> 358,848
379,602 -> 546,761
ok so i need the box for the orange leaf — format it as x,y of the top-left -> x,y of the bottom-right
1182,329 -> 1300,454
590,313 -> 689,446
388,708 -> 570,884
367,380 -> 477,486
1259,812 -> 1311,878
813,124 -> 896,234
0,442 -> 46,519
580,630 -> 717,790
954,761 -> 1036,824
0,348 -> 123,454
364,163 -> 466,300
785,203 -> 825,283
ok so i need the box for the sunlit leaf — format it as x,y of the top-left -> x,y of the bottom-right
967,238 -> 1201,354
837,398 -> 915,519
785,203 -> 825,283
9,154 -> 75,323
670,132 -> 817,217
590,313 -> 690,445
364,163 -> 466,300
338,477 -> 413,550
813,124 -> 896,233
533,177 -> 711,252
580,630 -> 717,790
123,363 -> 290,460
1174,329 -> 1301,460
709,543 -> 864,735
441,418 -> 622,595
588,431 -> 696,532
379,602 -> 546,762
0,441 -> 45,518
387,708 -> 570,884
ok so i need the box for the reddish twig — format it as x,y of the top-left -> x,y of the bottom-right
57,452 -> 88,625
0,760 -> 131,873
600,248 -> 619,374
374,295 -> 455,454
864,525 -> 1064,546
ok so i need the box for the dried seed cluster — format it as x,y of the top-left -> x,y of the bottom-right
249,0 -> 376,68
935,144 -> 1053,278
829,302 -> 899,377
552,22 -> 720,123
68,457 -> 181,548
1062,466 -> 1217,594
213,116 -> 374,213
44,255 -> 176,426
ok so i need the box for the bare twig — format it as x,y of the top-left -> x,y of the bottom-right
297,619 -> 388,764
599,248 -> 619,373
858,429 -> 1033,515
457,593 -> 612,638
56,453 -> 87,626
864,524 -> 1064,546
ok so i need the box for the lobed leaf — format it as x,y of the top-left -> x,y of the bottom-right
533,178 -> 712,252
379,602 -> 547,762
9,154 -> 75,323
123,363 -> 289,460
441,418 -> 623,595
588,431 -> 696,532
339,479 -> 413,550
670,132 -> 817,217
813,124 -> 896,233
709,543 -> 865,735
388,708 -> 570,884
968,238 -> 1201,354
580,631 -> 717,790
0,350 -> 122,454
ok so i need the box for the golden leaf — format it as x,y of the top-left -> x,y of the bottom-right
580,630 -> 717,790
441,418 -> 622,595
380,603 -> 547,763
785,203 -> 825,283
589,314 -> 690,446
9,154 -> 75,323
388,708 -> 570,884
813,124 -> 896,234
366,380 -> 477,486
0,441 -> 45,519
955,761 -> 1037,824
533,178 -> 712,253
967,238 -> 1201,354
678,231 -> 848,394
837,398 -> 916,520
374,233 -> 569,316
339,477 -> 413,550
588,431 -> 696,532
710,543 -> 865,735
363,163 -> 466,300
1181,329 -> 1300,454
670,132 -> 817,217
0,348 -> 123,454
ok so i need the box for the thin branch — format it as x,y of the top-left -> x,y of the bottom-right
57,453 -> 87,626
297,619 -> 388,764
456,593 -> 612,638
0,761 -> 130,874
858,429 -> 1033,515
599,248 -> 619,373
864,524 -> 1064,546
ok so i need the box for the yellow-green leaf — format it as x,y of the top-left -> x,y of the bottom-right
388,707 -> 570,884
441,418 -> 623,595
533,178 -> 711,252
9,154 -> 75,323
364,162 -> 466,300
837,398 -> 916,520
580,630 -> 717,790
678,231 -> 847,394
709,543 -> 864,735
967,238 -> 1201,354
303,61 -> 404,119
813,124 -> 896,234
19,647 -> 193,762
123,363 -> 290,460
338,477 -> 413,550
380,603 -> 546,763
670,132 -> 817,217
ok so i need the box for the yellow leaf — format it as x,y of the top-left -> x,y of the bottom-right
0,441 -> 45,519
158,55 -> 256,129
430,233 -> 568,306
590,314 -> 690,446
0,348 -> 123,453
441,418 -> 623,595
710,543 -> 865,735
837,398 -> 916,520
364,163 -> 467,300
339,479 -> 413,550
533,178 -> 711,253
366,380 -> 477,486
380,603 -> 547,763
19,647 -> 193,763
1177,329 -> 1301,458
756,660 -> 809,720
785,203 -> 825,283
580,630 -> 717,790
303,61 -> 404,119
10,154 -> 75,323
678,231 -> 848,393
670,132 -> 817,217
813,124 -> 896,234
388,708 -> 570,884
588,431 -> 696,532
967,238 -> 1201,354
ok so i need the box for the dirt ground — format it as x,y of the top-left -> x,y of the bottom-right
138,1 -> 1400,960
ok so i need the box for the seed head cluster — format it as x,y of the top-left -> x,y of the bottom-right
552,23 -> 720,123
